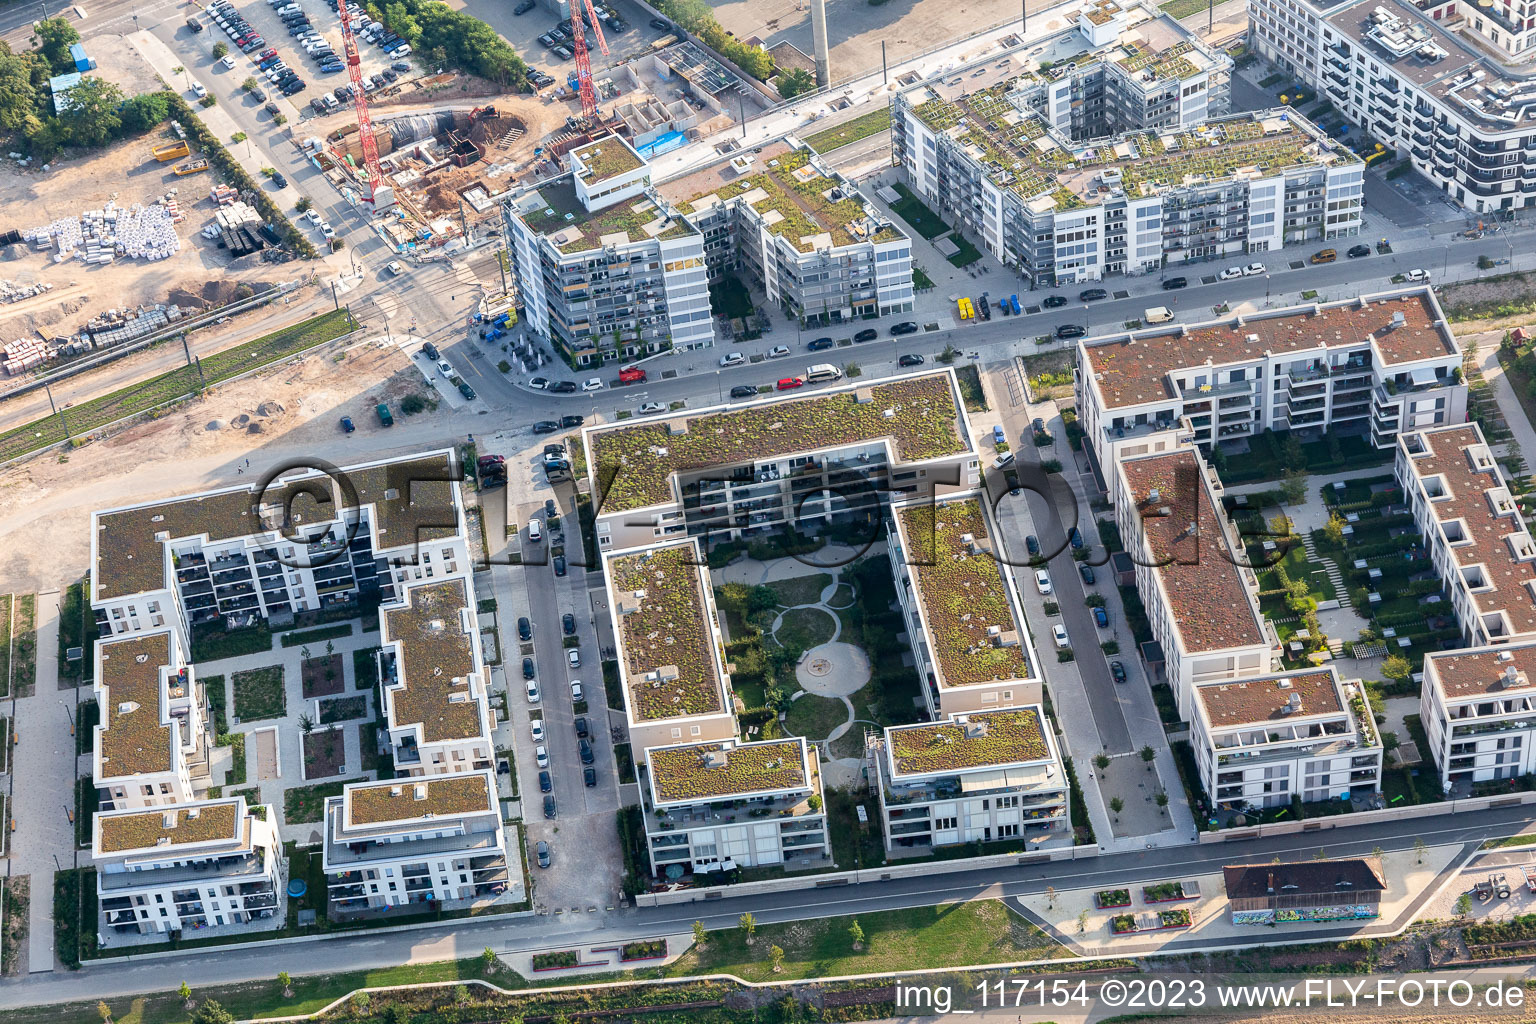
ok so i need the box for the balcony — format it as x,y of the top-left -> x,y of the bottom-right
1179,379 -> 1252,401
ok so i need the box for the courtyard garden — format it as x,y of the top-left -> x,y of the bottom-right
302,723 -> 347,779
320,696 -> 368,724
301,650 -> 346,699
232,666 -> 286,722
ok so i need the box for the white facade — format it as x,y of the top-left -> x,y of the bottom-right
94,797 -> 282,936
1421,644 -> 1536,790
1190,668 -> 1383,811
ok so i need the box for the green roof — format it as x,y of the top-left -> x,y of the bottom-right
572,138 -> 643,183
519,178 -> 694,255
590,372 -> 969,513
609,544 -> 724,722
649,739 -> 809,802
888,709 -> 1050,775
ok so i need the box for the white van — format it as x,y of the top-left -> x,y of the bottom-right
527,518 -> 542,542
805,363 -> 843,383
1144,305 -> 1174,324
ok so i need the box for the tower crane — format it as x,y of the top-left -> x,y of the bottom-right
569,0 -> 609,124
336,0 -> 392,208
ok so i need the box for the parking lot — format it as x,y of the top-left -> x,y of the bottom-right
456,0 -> 678,84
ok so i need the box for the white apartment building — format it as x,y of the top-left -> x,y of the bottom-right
872,707 -> 1071,852
1190,668 -> 1383,811
92,629 -> 207,811
1250,0 -> 1536,214
321,771 -> 518,913
638,737 -> 829,878
583,368 -> 980,553
656,139 -> 914,325
885,494 -> 1045,717
377,577 -> 497,775
504,135 -> 715,367
89,452 -> 471,643
602,539 -> 738,757
94,796 -> 282,937
1074,287 -> 1466,477
1421,643 -> 1536,790
1396,422 -> 1536,646
1110,446 -> 1280,716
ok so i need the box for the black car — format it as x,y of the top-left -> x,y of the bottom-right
1079,288 -> 1107,301
730,384 -> 757,399
522,656 -> 535,680
1025,535 -> 1040,555
550,380 -> 578,393
421,341 -> 440,360
1042,295 -> 1068,308
281,79 -> 306,95
536,841 -> 551,868
1347,244 -> 1371,258
583,766 -> 597,788
543,443 -> 566,457
538,770 -> 552,793
1110,661 -> 1128,683
532,420 -> 560,434
807,337 -> 834,351
518,616 -> 532,641
514,0 -> 536,11
650,17 -> 671,30
890,321 -> 920,335
553,555 -> 566,577
392,60 -> 412,72
1079,564 -> 1096,585
563,612 -> 576,636
270,171 -> 287,188
898,354 -> 925,367
544,498 -> 557,519
560,414 -> 584,428
1162,277 -> 1187,290
853,328 -> 878,342
251,85 -> 267,101
458,382 -> 476,400
543,794 -> 556,819
574,716 -> 589,738
1056,323 -> 1086,339
579,738 -> 595,765
1032,417 -> 1045,433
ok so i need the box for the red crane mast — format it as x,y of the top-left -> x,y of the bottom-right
569,0 -> 609,123
336,0 -> 385,204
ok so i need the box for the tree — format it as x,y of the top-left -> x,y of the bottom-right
97,1002 -> 113,1024
1077,909 -> 1089,934
32,17 -> 80,74
1281,468 -> 1308,505
1155,790 -> 1169,815
0,46 -> 41,135
1045,885 -> 1057,909
1413,837 -> 1427,864
769,944 -> 785,973
299,713 -> 314,735
212,41 -> 229,59
692,920 -> 708,946
1280,432 -> 1306,470
1109,796 -> 1124,820
295,196 -> 313,213
739,911 -> 756,940
1382,655 -> 1412,683
1140,745 -> 1156,770
179,982 -> 193,1007
277,972 -> 292,997
1371,845 -> 1383,858
848,920 -> 864,950
777,67 -> 814,99
300,645 -> 312,661
190,1001 -> 234,1024
481,945 -> 498,973
242,76 -> 258,92
119,92 -> 170,134
1323,511 -> 1347,547
1093,752 -> 1110,772
1456,893 -> 1472,917
55,76 -> 126,149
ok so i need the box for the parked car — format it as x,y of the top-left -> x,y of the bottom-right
532,420 -> 560,434
579,738 -> 595,765
1347,244 -> 1371,258
637,401 -> 666,414
1079,288 -> 1107,301
567,648 -> 580,669
1093,606 -> 1110,628
1079,564 -> 1096,585
768,344 -> 791,358
650,17 -> 671,30
1243,262 -> 1266,275
719,351 -> 745,366
518,616 -> 532,640
339,415 -> 354,433
522,656 -> 535,680
527,376 -> 549,390
458,382 -> 476,400
560,413 -> 584,428
553,555 -> 566,577
776,376 -> 805,391
1069,527 -> 1084,549
1052,623 -> 1070,647
890,321 -> 920,335
525,679 -> 540,703
563,612 -> 577,635
536,841 -> 551,868
1056,323 -> 1086,339
807,337 -> 834,351
550,380 -> 578,393
530,719 -> 545,743
1218,267 -> 1244,281
538,771 -> 552,793
583,766 -> 597,787
1161,277 -> 1187,290
853,328 -> 878,342
543,794 -> 556,819
1110,661 -> 1127,682
1042,294 -> 1067,308
1034,568 -> 1052,595
570,680 -> 585,702
1406,268 -> 1430,282
574,716 -> 589,738
1025,535 -> 1039,556
618,366 -> 647,384
898,354 -> 924,366
730,384 -> 758,398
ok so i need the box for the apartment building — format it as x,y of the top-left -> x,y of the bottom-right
638,737 -> 829,876
321,771 -> 517,914
656,139 -> 914,325
1396,422 -> 1536,647
503,134 -> 715,367
1421,642 -> 1536,789
871,707 -> 1071,852
1074,287 -> 1466,475
602,539 -> 737,756
94,796 -> 283,937
1190,668 -> 1383,811
1110,446 -> 1279,716
1250,0 -> 1536,214
92,629 -> 208,810
885,494 -> 1045,717
583,369 -> 979,552
89,453 -> 468,644
377,577 -> 496,775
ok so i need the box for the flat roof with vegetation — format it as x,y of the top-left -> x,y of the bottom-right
381,578 -> 486,744
96,631 -> 176,779
887,708 -> 1051,777
572,137 -> 644,183
342,772 -> 493,829
515,176 -> 694,256
589,371 -> 970,514
96,800 -> 243,854
648,738 -> 810,803
608,542 -> 725,722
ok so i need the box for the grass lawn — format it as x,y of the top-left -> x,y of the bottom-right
358,722 -> 391,775
192,624 -> 273,663
890,183 -> 950,240
319,695 -> 367,724
802,107 -> 891,154
280,623 -> 353,649
783,692 -> 847,741
913,265 -> 936,290
0,593 -> 11,697
766,573 -> 833,608
283,779 -> 355,824
1159,0 -> 1212,17
945,233 -> 984,268
232,666 -> 286,722
662,901 -> 1070,982
774,606 -> 837,650
11,594 -> 35,695
352,646 -> 381,691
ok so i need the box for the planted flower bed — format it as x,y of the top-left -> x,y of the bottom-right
1110,914 -> 1137,935
1142,881 -> 1192,903
1095,888 -> 1131,909
1157,908 -> 1192,929
621,939 -> 668,962
531,950 -> 580,971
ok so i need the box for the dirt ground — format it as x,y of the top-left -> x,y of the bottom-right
0,331 -> 452,592
0,131 -> 290,345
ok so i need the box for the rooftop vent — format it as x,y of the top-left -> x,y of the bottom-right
1391,311 -> 1406,329
389,785 -> 403,797
414,784 -> 428,800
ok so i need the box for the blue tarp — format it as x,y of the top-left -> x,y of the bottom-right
638,130 -> 687,158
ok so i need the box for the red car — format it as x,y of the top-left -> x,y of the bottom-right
776,377 -> 805,391
618,366 -> 647,384
260,48 -> 278,60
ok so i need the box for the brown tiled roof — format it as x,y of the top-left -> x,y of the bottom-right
897,498 -> 1030,686
887,708 -> 1050,775
97,632 -> 176,778
97,801 -> 242,853
382,578 -> 486,743
1119,450 -> 1267,653
1084,292 -> 1453,410
94,453 -> 457,600
1195,670 -> 1343,727
1402,423 -> 1536,636
1223,857 -> 1385,900
344,772 -> 492,827
609,543 -> 724,722
1427,645 -> 1536,700
649,739 -> 808,803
